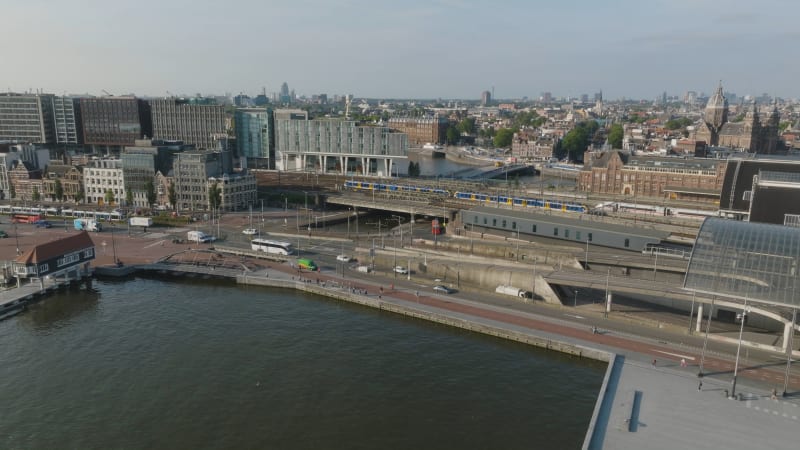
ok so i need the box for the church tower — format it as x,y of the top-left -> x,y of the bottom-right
763,100 -> 781,154
703,82 -> 728,146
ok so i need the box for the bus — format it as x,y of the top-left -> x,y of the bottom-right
297,258 -> 318,271
251,238 -> 293,255
11,213 -> 42,224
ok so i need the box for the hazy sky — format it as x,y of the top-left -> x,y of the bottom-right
3,0 -> 798,100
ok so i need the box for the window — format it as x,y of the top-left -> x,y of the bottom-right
512,221 -> 516,230
473,216 -> 478,224
576,231 -> 582,241
553,228 -> 558,236
588,233 -> 593,242
532,224 -> 537,233
624,238 -> 630,248
502,219 -> 506,228
492,218 -> 497,227
564,229 -> 570,238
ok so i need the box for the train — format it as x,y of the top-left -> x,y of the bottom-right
343,180 -> 588,214
0,204 -> 125,221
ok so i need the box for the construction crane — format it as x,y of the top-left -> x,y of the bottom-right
102,89 -> 112,97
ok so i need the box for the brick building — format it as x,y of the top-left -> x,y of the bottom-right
388,116 -> 448,146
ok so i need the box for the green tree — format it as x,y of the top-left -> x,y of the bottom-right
780,121 -> 792,132
561,121 -> 599,162
445,125 -> 460,145
32,186 -> 40,202
493,128 -> 515,148
608,124 -> 624,149
104,189 -> 115,205
145,180 -> 157,208
665,117 -> 692,130
512,111 -> 546,129
74,190 -> 84,203
54,179 -> 64,202
168,183 -> 177,210
457,117 -> 476,135
208,182 -> 222,210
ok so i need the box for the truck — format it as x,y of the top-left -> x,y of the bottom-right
129,217 -> 153,228
187,230 -> 215,243
74,218 -> 102,232
495,285 -> 531,298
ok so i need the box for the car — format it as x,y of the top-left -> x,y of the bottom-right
393,266 -> 408,274
336,255 -> 353,262
243,228 -> 258,235
433,285 -> 455,294
35,220 -> 52,228
0,230 -> 7,238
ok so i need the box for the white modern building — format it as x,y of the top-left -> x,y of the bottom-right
274,117 -> 407,176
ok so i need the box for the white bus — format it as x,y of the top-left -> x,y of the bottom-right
251,238 -> 294,255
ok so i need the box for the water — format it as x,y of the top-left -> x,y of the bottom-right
0,278 -> 605,450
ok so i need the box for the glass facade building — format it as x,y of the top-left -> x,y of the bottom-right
0,93 -> 55,143
684,218 -> 800,308
235,108 -> 273,169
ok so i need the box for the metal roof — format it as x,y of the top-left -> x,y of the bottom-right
468,206 -> 669,239
684,218 -> 800,308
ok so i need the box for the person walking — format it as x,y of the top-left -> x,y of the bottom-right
680,358 -> 687,368
651,359 -> 657,367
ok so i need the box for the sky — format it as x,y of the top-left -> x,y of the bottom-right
3,0 -> 799,100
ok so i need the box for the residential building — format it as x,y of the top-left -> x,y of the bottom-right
511,130 -> 557,161
578,150 -> 726,203
235,108 -> 273,169
388,116 -> 448,146
42,163 -> 83,202
8,161 -> 43,202
52,96 -> 83,146
83,158 -> 125,206
209,173 -> 257,212
80,97 -> 151,149
0,93 -> 55,144
149,98 -> 227,149
275,117 -> 408,176
0,143 -> 51,200
154,171 -> 173,210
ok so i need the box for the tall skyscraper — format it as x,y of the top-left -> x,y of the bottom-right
149,98 -> 226,150
481,90 -> 491,106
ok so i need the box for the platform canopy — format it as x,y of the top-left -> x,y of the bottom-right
684,218 -> 800,308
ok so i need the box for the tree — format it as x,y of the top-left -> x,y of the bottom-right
145,180 -> 157,209
74,190 -> 84,203
512,111 -> 546,129
493,128 -> 515,148
208,182 -> 222,210
457,117 -> 476,135
445,126 -> 460,145
168,183 -> 177,210
561,121 -> 599,162
104,189 -> 115,205
407,161 -> 420,177
54,179 -> 64,202
32,186 -> 41,202
125,189 -> 133,206
665,117 -> 692,130
608,124 -> 624,149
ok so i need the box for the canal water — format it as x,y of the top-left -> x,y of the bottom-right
0,278 -> 604,450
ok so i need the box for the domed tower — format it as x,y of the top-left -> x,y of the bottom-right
703,82 -> 728,146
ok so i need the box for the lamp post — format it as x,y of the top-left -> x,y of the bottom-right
687,291 -> 697,334
574,289 -> 579,308
532,257 -> 537,300
730,300 -> 751,398
698,297 -> 715,378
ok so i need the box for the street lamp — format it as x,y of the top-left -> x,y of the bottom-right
730,300 -> 751,398
574,289 -> 579,308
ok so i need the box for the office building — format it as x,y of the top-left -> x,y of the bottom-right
83,158 -> 125,206
275,117 -> 408,177
235,108 -> 274,169
121,139 -> 190,208
80,97 -> 151,149
388,116 -> 448,146
52,96 -> 83,146
149,98 -> 227,149
0,93 -> 55,144
174,150 -> 256,211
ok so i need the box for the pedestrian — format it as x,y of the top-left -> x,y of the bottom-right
698,381 -> 703,391
680,358 -> 687,368
592,326 -> 597,334
771,388 -> 778,400
651,359 -> 657,367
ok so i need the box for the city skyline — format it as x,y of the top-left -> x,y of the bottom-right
3,0 -> 799,100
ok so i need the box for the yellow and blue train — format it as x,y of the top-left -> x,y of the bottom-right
343,180 -> 587,214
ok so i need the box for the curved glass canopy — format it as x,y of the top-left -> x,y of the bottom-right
684,218 -> 800,308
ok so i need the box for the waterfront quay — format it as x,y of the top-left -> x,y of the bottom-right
3,224 -> 799,449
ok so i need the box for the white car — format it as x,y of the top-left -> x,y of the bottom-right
336,255 -> 353,262
243,228 -> 258,235
393,266 -> 408,274
433,285 -> 455,294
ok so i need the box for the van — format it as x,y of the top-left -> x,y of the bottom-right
297,258 -> 318,271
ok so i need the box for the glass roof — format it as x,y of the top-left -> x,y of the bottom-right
684,218 -> 800,308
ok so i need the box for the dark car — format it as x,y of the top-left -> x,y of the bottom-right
35,220 -> 52,228
433,285 -> 455,294
0,230 -> 8,238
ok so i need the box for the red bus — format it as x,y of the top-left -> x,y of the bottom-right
11,213 -> 42,224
